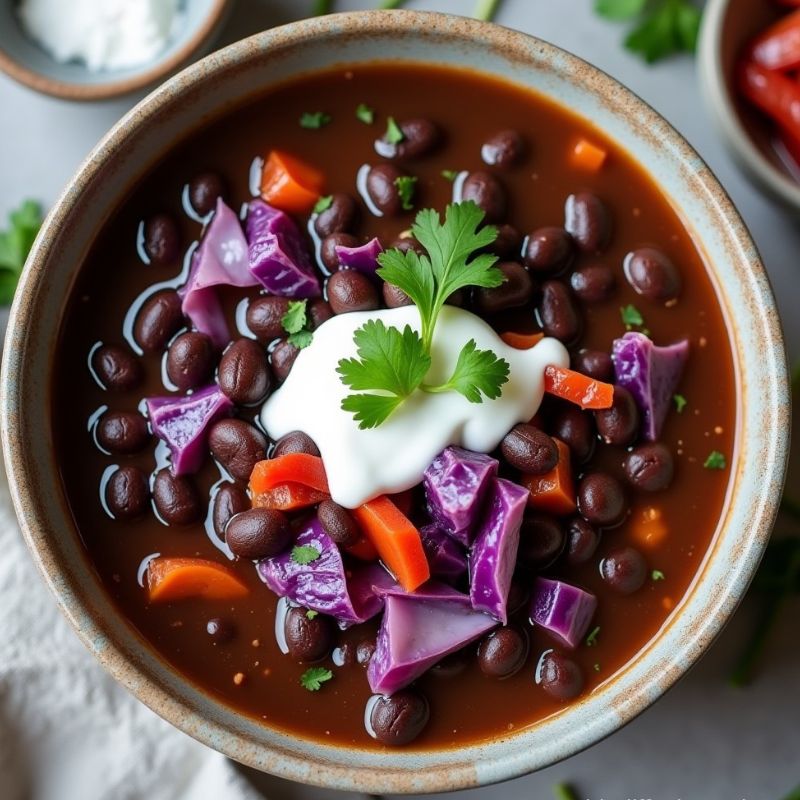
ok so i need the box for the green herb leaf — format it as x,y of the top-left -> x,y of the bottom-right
288,329 -> 314,349
673,393 -> 687,413
341,392 -> 405,430
585,626 -> 600,646
427,339 -> 510,403
0,199 -> 43,305
313,195 -> 333,214
312,0 -> 332,14
703,450 -> 726,470
291,545 -> 321,565
651,569 -> 666,581
299,111 -> 331,129
306,609 -> 319,620
620,303 -> 644,328
594,0 -> 647,20
624,0 -> 702,64
394,175 -> 417,211
300,666 -> 333,691
473,0 -> 501,22
780,784 -> 800,800
552,783 -> 579,800
441,169 -> 459,181
281,300 -> 308,335
593,663 -> 601,672
379,0 -> 405,7
385,116 -> 405,145
356,103 -> 375,124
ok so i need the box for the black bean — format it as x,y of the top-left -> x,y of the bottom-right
577,473 -> 627,528
565,516 -> 600,566
570,262 -> 616,304
383,282 -> 413,308
97,410 -> 149,454
550,405 -> 595,464
166,331 -> 215,390
478,626 -> 529,679
524,227 -> 574,274
481,130 -> 526,168
134,290 -> 184,353
317,500 -> 361,547
518,514 -> 565,570
271,339 -> 300,383
571,349 -> 614,383
144,213 -> 181,265
212,483 -> 250,538
461,171 -> 506,223
369,690 -> 430,746
623,247 -> 681,303
153,468 -> 202,525
308,298 -> 333,329
538,280 -> 582,344
188,172 -> 226,217
375,118 -> 440,160
218,338 -> 271,406
564,192 -> 611,254
390,237 -> 426,256
272,431 -> 320,458
284,606 -> 334,662
106,466 -> 149,519
326,269 -> 380,314
208,419 -> 268,482
320,233 -> 359,271
490,224 -> 523,259
246,296 -> 291,342
356,639 -> 376,666
501,423 -> 559,475
366,163 -> 405,216
474,262 -> 533,315
226,508 -> 291,560
600,546 -> 647,594
93,345 -> 142,392
314,193 -> 358,237
594,386 -> 640,447
623,443 -> 674,491
206,617 -> 236,644
430,649 -> 470,679
536,650 -> 583,700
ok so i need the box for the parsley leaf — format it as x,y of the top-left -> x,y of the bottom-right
356,103 -> 375,124
299,111 -> 331,129
385,116 -> 405,145
651,569 -> 666,581
585,626 -> 600,646
430,339 -> 510,403
704,450 -> 726,470
282,300 -> 308,335
300,666 -> 333,691
620,303 -> 644,328
291,545 -> 321,565
0,200 -> 43,305
313,195 -> 333,214
306,609 -> 319,619
673,393 -> 687,413
441,169 -> 459,181
595,0 -> 647,19
394,175 -> 417,211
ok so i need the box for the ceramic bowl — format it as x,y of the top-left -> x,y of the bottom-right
699,0 -> 800,211
0,10 -> 789,794
0,0 -> 233,101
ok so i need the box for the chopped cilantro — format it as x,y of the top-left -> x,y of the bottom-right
385,116 -> 405,145
651,569 -> 666,581
620,303 -> 644,328
0,200 -> 43,304
704,450 -> 726,470
305,609 -> 319,620
313,195 -> 333,214
291,545 -> 321,565
299,111 -> 331,129
673,393 -> 687,413
394,175 -> 418,211
585,626 -> 600,646
288,329 -> 314,349
593,663 -> 601,672
441,169 -> 459,181
355,103 -> 375,124
300,666 -> 333,691
281,299 -> 313,349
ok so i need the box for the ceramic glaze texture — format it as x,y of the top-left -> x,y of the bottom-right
0,11 -> 789,794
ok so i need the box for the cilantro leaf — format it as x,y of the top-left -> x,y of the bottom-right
299,111 -> 331,129
704,450 -> 726,470
431,339 -> 510,403
305,609 -> 319,619
673,393 -> 687,413
624,0 -> 701,64
376,247 -> 436,330
313,195 -> 333,214
356,103 -> 374,124
291,545 -> 321,565
385,116 -> 404,145
585,626 -> 600,646
620,303 -> 644,328
340,393 -> 405,429
441,169 -> 459,181
394,175 -> 417,211
300,666 -> 333,691
651,569 -> 666,581
282,300 -> 308,335
594,0 -> 647,20
288,329 -> 313,349
0,199 -> 43,305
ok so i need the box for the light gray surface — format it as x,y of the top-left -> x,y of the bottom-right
1,1 -> 797,798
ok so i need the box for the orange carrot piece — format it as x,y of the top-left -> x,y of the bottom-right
544,365 -> 614,410
351,496 -> 429,591
252,482 -> 329,511
345,534 -> 380,561
521,438 -> 576,516
631,505 -> 668,549
147,557 -> 249,603
500,330 -> 545,350
249,454 -> 330,495
260,150 -> 324,214
571,138 -> 607,171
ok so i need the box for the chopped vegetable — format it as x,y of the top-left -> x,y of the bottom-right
441,169 -> 459,181
751,10 -> 800,71
352,495 -> 430,592
585,625 -> 600,646
500,330 -> 545,349
313,195 -> 333,214
299,111 -> 331,129
147,557 -> 248,603
571,138 -> 607,171
651,569 -> 665,581
543,365 -> 615,410
703,450 -> 726,470
0,199 -> 43,305
260,150 -> 325,215
251,482 -> 329,511
420,523 -> 468,583
249,453 -> 330,495
246,199 -> 321,298
367,584 -> 496,695
355,103 -> 374,124
673,393 -> 687,413
306,609 -> 319,619
552,782 -> 579,800
612,331 -> 689,441
300,666 -> 333,690
292,544 -> 321,565
281,299 -> 314,349
521,438 -> 577,516
394,175 -> 417,210
620,303 -> 644,328
147,385 -> 232,475
530,576 -> 598,649
423,446 -> 499,546
334,236 -> 384,276
469,478 -> 528,623
385,116 -> 405,145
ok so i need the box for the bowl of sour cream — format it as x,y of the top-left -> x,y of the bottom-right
0,0 -> 233,101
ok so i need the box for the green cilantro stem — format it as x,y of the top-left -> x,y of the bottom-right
473,0 -> 502,21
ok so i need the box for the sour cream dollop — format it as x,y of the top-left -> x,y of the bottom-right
261,305 -> 569,508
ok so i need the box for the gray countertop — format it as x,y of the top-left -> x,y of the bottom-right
1,1 -> 798,798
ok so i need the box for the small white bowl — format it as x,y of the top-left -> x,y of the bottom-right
699,0 -> 800,210
0,0 -> 233,101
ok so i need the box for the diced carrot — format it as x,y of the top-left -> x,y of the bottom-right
260,150 -> 324,214
500,330 -> 545,350
521,438 -> 576,516
544,365 -> 614,410
571,138 -> 607,171
147,557 -> 249,603
631,505 -> 668,549
351,495 -> 430,591
252,482 -> 329,511
345,534 -> 380,561
249,454 -> 330,495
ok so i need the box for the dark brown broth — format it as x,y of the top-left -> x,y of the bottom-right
53,64 -> 735,750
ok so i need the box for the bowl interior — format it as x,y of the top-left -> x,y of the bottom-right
0,11 -> 788,794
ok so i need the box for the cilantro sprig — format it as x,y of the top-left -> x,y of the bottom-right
300,666 -> 333,691
281,300 -> 313,349
337,202 -> 510,429
0,200 -> 43,305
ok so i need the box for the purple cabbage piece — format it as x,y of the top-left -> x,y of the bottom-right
146,384 -> 232,475
420,524 -> 468,583
529,577 -> 597,649
334,237 -> 384,276
257,518 -> 395,627
179,199 -> 257,348
423,447 -> 499,547
246,199 -> 321,298
367,583 -> 496,695
469,478 -> 528,624
612,332 -> 690,442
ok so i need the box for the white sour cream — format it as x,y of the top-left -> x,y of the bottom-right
261,305 -> 569,508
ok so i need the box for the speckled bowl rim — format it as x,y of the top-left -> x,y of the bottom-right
0,0 -> 233,101
0,10 -> 789,794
